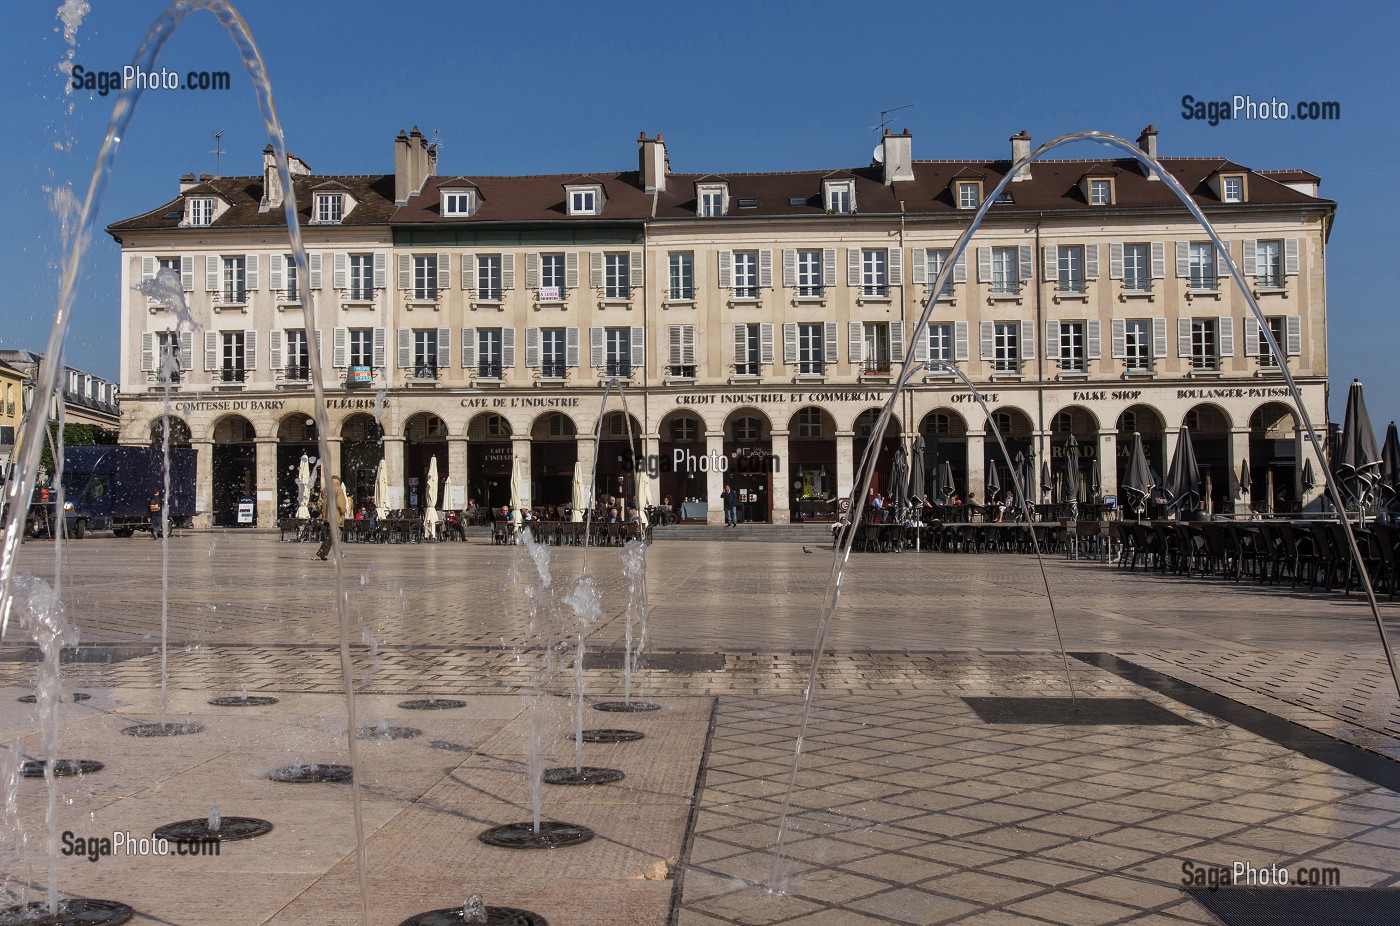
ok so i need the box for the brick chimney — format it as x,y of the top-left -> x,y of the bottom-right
1010,130 -> 1031,181
638,132 -> 669,193
881,128 -> 913,184
1137,124 -> 1159,180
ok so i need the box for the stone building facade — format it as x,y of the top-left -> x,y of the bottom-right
109,126 -> 1333,527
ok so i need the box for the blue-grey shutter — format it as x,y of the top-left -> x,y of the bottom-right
461,328 -> 475,368
566,327 -> 580,367
589,327 -> 605,367
333,327 -> 348,368
954,321 -> 970,362
502,328 -> 516,367
372,327 -> 387,368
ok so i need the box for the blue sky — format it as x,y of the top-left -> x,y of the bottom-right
2,0 -> 1396,428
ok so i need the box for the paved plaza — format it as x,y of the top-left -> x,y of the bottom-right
1,530 -> 1399,925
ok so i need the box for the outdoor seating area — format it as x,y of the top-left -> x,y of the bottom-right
490,519 -> 650,547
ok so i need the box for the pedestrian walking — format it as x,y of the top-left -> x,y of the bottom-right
722,484 -> 739,527
316,474 -> 348,561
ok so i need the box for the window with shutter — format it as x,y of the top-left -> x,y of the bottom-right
309,253 -> 322,290
782,249 -> 797,287
823,321 -> 839,365
204,331 -> 219,371
502,328 -> 516,368
269,329 -> 284,370
244,330 -> 257,371
437,327 -> 451,369
397,329 -> 412,368
980,321 -> 995,361
372,328 -> 387,368
333,327 -> 348,368
1086,319 -> 1101,359
1286,315 -> 1302,356
759,323 -> 774,365
848,322 -> 865,364
269,254 -> 284,291
1111,318 -> 1127,359
461,328 -> 475,368
141,332 -> 155,372
783,323 -> 798,365
954,321 -> 970,362
566,327 -> 580,368
589,327 -> 605,368
205,255 -> 220,292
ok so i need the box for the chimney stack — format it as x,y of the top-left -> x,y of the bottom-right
394,127 -> 437,204
638,132 -> 669,193
1010,130 -> 1031,181
1137,124 -> 1159,180
881,128 -> 914,184
261,144 -> 282,212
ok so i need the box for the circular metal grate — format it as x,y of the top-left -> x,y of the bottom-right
267,763 -> 353,783
568,729 -> 645,743
541,766 -> 625,786
0,899 -> 134,925
153,817 -> 273,843
20,759 -> 103,778
398,698 -> 467,711
591,701 -> 660,713
356,724 -> 422,741
478,821 -> 594,849
398,906 -> 548,926
17,692 -> 91,704
121,722 -> 204,737
207,695 -> 279,706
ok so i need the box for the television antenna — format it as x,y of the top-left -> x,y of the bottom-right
870,104 -> 914,135
211,128 -> 226,176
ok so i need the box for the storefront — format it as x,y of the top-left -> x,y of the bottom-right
723,409 -> 772,523
530,412 -> 578,510
339,413 -> 383,513
920,409 -> 967,502
211,414 -> 257,527
658,409 -> 707,517
276,414 -> 318,518
788,406 -> 837,520
467,412 -> 512,511
403,412 -> 448,511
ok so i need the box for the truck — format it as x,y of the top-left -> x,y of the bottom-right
24,446 -> 197,539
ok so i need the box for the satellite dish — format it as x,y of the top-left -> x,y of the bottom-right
872,144 -> 885,164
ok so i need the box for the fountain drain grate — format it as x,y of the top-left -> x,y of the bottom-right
479,821 -> 594,849
0,899 -> 134,925
592,701 -> 660,713
357,724 -> 422,741
208,695 -> 279,706
399,698 -> 467,710
20,759 -> 102,778
268,764 -> 352,783
568,729 -> 645,743
121,722 -> 204,737
154,817 -> 273,842
399,906 -> 548,926
17,692 -> 91,704
542,766 -> 625,786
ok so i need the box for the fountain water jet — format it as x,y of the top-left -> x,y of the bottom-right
766,129 -> 1400,891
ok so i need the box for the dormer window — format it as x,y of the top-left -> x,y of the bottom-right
957,181 -> 981,210
315,193 -> 344,224
1221,174 -> 1245,203
697,183 -> 728,217
441,189 -> 477,217
188,197 -> 214,226
566,185 -> 602,216
1089,178 -> 1113,205
824,180 -> 855,214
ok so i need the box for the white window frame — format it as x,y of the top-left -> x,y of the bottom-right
1124,320 -> 1151,372
1221,175 -> 1244,203
412,329 -> 439,374
188,197 -> 214,226
413,255 -> 438,301
732,251 -> 759,299
540,253 -> 566,294
222,256 -> 246,303
797,323 -> 824,375
991,247 -> 1019,295
1188,243 -> 1216,291
957,182 -> 979,209
285,328 -> 310,380
1089,179 -> 1112,206
927,323 -> 953,365
861,248 -> 888,297
824,181 -> 854,214
993,322 -> 1020,372
477,329 -> 504,378
1191,318 -> 1218,370
348,328 -> 374,368
315,193 -> 344,224
568,187 -> 599,215
1256,240 -> 1284,288
1059,322 -> 1086,372
1057,245 -> 1085,294
604,253 -> 630,299
441,190 -> 475,217
668,252 -> 694,300
221,330 -> 246,382
1123,243 -> 1150,293
926,249 -> 954,299
477,254 -> 503,301
796,249 -> 823,297
349,254 -> 373,300
540,328 -> 567,377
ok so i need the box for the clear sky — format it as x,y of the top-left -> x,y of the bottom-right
2,0 -> 1396,430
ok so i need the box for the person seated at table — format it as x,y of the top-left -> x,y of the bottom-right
607,507 -> 621,524
831,514 -> 851,548
993,497 -> 1007,523
626,507 -> 641,523
521,508 -> 535,524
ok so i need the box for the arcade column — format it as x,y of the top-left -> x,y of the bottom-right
254,436 -> 277,526
192,439 -> 213,529
448,437 -> 468,508
770,429 -> 791,523
835,430 -> 854,501
381,435 -> 404,509
511,436 -> 532,510
706,430 -> 725,522
1098,433 -> 1118,502
966,431 -> 985,504
1229,427 -> 1251,514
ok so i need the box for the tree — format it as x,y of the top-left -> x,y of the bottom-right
38,423 -> 118,475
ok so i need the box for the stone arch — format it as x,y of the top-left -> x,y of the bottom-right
148,414 -> 191,448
